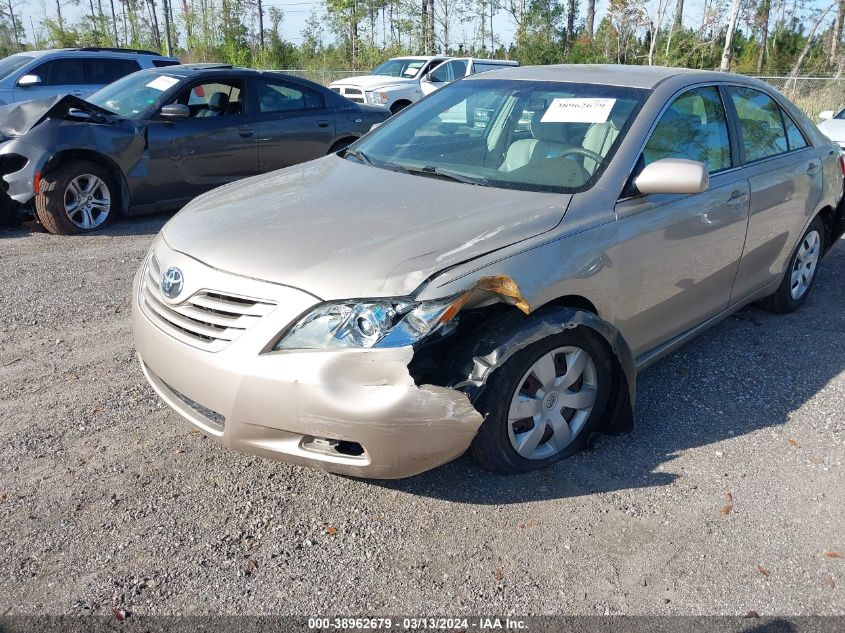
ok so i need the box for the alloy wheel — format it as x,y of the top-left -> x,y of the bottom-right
507,346 -> 598,460
64,174 -> 111,230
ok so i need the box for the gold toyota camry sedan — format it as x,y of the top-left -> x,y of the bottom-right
133,65 -> 845,478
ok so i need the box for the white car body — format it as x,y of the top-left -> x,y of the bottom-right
419,58 -> 520,96
329,56 -> 449,113
818,109 -> 845,151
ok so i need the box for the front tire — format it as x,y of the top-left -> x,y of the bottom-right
759,217 -> 825,314
34,161 -> 116,235
469,326 -> 613,474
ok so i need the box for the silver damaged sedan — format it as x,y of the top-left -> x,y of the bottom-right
133,65 -> 845,478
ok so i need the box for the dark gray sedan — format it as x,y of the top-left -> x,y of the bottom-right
0,64 -> 389,234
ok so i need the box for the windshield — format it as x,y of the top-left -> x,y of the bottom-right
371,58 -> 427,78
350,79 -> 647,193
0,54 -> 34,81
87,71 -> 182,117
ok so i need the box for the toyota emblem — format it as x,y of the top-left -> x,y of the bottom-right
160,267 -> 184,299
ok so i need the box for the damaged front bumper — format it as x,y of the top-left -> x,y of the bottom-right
132,243 -> 483,479
0,138 -> 43,204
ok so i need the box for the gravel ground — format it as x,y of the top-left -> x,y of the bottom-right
0,216 -> 843,617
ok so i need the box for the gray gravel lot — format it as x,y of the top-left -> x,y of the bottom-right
0,216 -> 843,617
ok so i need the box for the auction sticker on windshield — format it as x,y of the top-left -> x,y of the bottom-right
541,97 -> 616,123
145,75 -> 180,91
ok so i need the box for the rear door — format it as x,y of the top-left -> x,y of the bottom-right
140,77 -> 260,207
251,76 -> 336,172
725,85 -> 824,300
614,85 -> 751,356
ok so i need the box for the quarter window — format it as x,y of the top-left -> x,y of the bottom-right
727,86 -> 788,162
642,86 -> 731,174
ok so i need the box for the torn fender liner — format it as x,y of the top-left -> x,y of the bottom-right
0,94 -> 116,141
451,307 -> 636,435
471,274 -> 531,314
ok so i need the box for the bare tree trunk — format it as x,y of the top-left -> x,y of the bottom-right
148,0 -> 162,48
7,0 -> 20,49
565,0 -> 575,57
585,0 -> 595,38
719,0 -> 742,71
673,0 -> 683,30
756,0 -> 769,73
832,0 -> 845,65
55,0 -> 64,33
162,0 -> 173,54
258,0 -> 264,49
787,2 -> 836,93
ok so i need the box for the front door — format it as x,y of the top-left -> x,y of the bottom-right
140,77 -> 260,208
614,85 -> 751,357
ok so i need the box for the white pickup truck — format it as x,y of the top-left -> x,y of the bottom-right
329,56 -> 450,114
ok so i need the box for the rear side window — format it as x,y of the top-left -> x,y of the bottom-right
255,78 -> 324,112
727,86 -> 788,162
642,86 -> 731,174
83,58 -> 141,84
474,62 -> 509,74
31,59 -> 85,86
152,59 -> 180,68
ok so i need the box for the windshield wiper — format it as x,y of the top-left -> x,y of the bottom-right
403,165 -> 490,187
343,147 -> 374,165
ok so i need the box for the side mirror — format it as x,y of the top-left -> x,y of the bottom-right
819,110 -> 834,121
159,103 -> 190,120
17,74 -> 42,87
634,158 -> 709,195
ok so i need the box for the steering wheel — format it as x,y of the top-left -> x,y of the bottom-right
555,147 -> 605,174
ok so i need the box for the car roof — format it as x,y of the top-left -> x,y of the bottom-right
466,64 -> 731,89
17,47 -> 175,59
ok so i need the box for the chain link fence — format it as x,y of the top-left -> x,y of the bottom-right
277,69 -> 361,85
754,76 -> 845,120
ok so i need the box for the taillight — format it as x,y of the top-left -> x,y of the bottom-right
839,154 -> 845,176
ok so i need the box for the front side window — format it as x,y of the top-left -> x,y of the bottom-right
173,79 -> 245,117
642,86 -> 731,174
430,60 -> 466,83
350,79 -> 646,193
255,78 -> 323,112
32,59 -> 85,86
728,86 -> 788,162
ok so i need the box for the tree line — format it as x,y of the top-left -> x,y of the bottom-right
2,0 -> 845,78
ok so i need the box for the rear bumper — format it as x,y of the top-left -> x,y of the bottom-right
132,241 -> 483,479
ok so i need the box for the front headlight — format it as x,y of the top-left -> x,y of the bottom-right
273,295 -> 469,350
369,91 -> 390,105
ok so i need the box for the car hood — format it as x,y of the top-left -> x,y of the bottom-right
162,156 -> 570,300
331,75 -> 417,90
0,94 -> 117,142
818,118 -> 845,143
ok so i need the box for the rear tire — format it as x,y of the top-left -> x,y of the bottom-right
469,326 -> 613,474
34,160 -> 116,235
759,217 -> 825,314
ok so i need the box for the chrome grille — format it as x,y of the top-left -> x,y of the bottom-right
334,86 -> 365,103
344,88 -> 363,96
140,254 -> 275,352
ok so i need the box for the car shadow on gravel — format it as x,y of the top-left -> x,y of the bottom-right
0,213 -> 170,238
375,242 -> 845,504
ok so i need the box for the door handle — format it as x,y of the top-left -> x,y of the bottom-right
726,191 -> 748,206
238,128 -> 254,138
316,120 -> 330,128
806,162 -> 820,174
